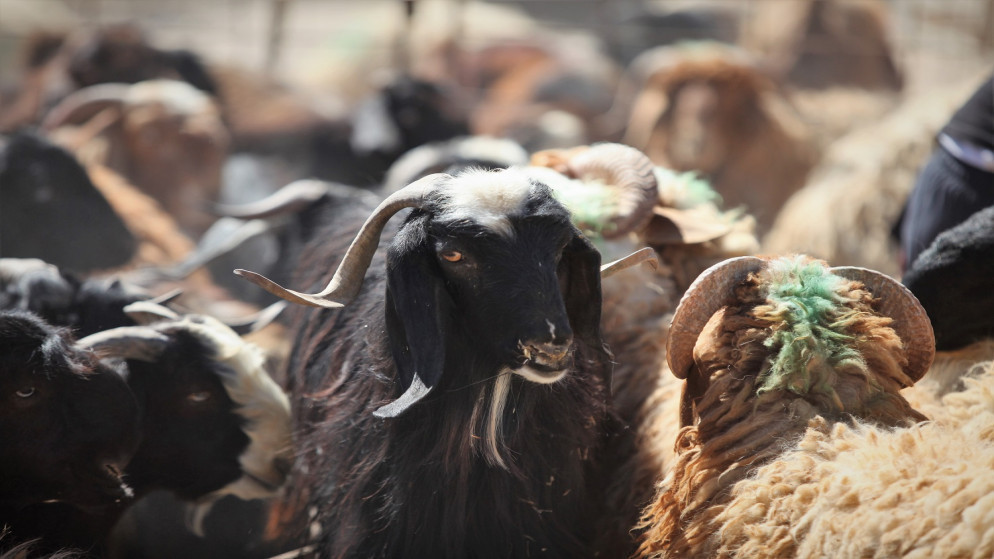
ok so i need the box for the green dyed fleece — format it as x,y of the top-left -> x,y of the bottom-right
757,257 -> 867,397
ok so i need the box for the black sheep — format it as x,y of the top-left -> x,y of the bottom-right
236,154 -> 657,558
0,311 -> 140,549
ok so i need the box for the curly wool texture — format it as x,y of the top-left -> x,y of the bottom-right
598,176 -> 760,553
635,257 -> 925,558
903,340 -> 994,422
715,409 -> 994,558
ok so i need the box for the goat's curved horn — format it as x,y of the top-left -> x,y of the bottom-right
123,301 -> 181,325
666,256 -> 768,379
78,326 -> 171,363
210,180 -> 331,219
600,247 -> 658,278
148,288 -> 184,307
235,173 -> 451,308
533,143 -> 658,239
40,83 -> 130,131
831,266 -> 935,383
224,301 -> 288,335
169,219 -> 273,279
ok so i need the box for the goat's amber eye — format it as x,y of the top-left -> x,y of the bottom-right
441,250 -> 463,263
15,386 -> 35,398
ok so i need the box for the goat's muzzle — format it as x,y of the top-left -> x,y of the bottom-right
516,338 -> 573,383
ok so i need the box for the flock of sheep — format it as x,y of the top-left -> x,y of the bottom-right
1,1 -> 993,558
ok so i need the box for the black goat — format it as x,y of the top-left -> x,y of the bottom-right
0,258 -> 151,339
236,154 -> 657,557
0,311 -> 140,544
7,303 -> 291,555
0,133 -> 136,273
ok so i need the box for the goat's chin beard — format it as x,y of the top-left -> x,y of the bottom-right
513,364 -> 567,384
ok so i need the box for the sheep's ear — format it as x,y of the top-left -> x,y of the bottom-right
559,234 -> 612,386
375,229 -> 451,418
559,234 -> 603,341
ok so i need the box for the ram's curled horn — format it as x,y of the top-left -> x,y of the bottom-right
78,326 -> 171,363
210,180 -> 333,220
40,83 -> 131,132
600,247 -> 658,278
235,173 -> 451,308
666,256 -> 768,379
531,142 -> 658,239
831,266 -> 935,383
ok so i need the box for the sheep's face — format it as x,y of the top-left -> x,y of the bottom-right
380,169 -> 603,415
642,63 -> 766,174
0,312 -> 140,508
123,331 -> 251,500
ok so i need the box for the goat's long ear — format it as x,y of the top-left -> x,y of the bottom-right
559,234 -> 603,341
559,234 -> 612,387
374,223 -> 452,418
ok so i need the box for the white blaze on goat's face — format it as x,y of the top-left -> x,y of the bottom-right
514,365 -> 567,384
177,316 -> 292,501
439,167 -> 537,236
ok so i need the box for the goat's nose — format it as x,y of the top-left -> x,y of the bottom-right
524,337 -> 573,363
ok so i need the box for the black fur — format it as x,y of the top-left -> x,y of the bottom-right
0,311 -> 140,540
7,328 -> 254,556
0,260 -> 147,338
122,331 -> 250,499
0,133 -> 136,272
276,174 -> 617,558
903,204 -> 994,351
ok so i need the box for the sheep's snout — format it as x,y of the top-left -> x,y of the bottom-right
524,339 -> 572,364
515,336 -> 574,384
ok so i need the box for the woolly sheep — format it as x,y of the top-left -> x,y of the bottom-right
635,255 -> 935,558
709,360 -> 994,558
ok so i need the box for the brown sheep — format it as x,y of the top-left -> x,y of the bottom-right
622,44 -> 818,235
529,150 -> 761,552
634,255 -> 933,558
42,79 -> 229,238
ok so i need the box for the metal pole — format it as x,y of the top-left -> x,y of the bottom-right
265,0 -> 291,75
393,0 -> 416,75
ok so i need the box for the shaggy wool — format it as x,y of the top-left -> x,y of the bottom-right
635,256 -> 926,558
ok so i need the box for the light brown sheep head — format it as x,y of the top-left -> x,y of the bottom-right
625,57 -> 770,175
669,255 -> 934,428
623,46 -> 818,234
42,79 -> 230,238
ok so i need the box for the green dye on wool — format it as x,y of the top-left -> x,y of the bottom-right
757,257 -> 867,397
550,179 -> 619,239
655,167 -> 723,209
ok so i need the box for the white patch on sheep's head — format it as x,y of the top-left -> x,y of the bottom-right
135,310 -> 292,503
438,167 -> 538,236
183,318 -> 292,537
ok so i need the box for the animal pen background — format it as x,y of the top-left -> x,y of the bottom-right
1,0 -> 991,104
0,0 -> 992,274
